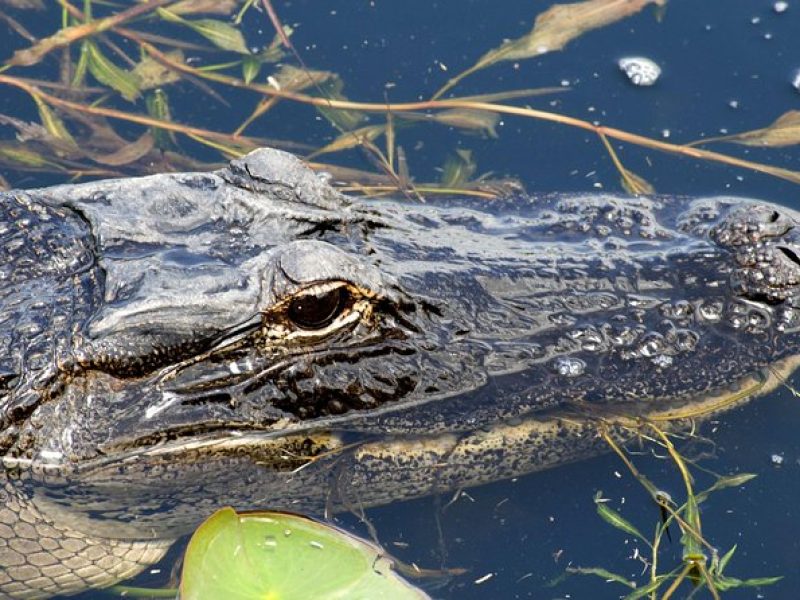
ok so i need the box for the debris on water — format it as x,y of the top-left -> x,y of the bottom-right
771,453 -> 784,466
792,69 -> 800,92
774,1 -> 788,13
618,56 -> 661,86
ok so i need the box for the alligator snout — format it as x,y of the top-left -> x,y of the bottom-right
711,203 -> 800,304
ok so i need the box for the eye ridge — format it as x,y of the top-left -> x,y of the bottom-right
287,286 -> 348,330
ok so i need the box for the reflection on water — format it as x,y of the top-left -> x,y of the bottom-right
1,1 -> 799,598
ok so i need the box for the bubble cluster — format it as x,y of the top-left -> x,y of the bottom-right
618,56 -> 661,86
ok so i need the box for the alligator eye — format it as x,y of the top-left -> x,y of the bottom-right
287,286 -> 347,330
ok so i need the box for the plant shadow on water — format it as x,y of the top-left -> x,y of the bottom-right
1,0 -> 799,598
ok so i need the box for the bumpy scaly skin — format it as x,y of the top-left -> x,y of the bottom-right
0,478 -> 169,600
3,148 -> 800,598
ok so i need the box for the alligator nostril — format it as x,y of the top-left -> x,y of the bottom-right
778,246 -> 800,267
769,211 -> 781,223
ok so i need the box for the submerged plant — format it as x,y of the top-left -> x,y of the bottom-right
0,0 -> 799,193
554,423 -> 782,599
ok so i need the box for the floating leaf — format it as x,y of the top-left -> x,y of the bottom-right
169,0 -> 240,15
457,87 -> 569,103
86,41 -> 141,101
433,0 -> 666,98
71,41 -> 90,87
309,124 -> 387,158
691,111 -> 800,148
620,168 -> 655,195
431,109 -> 499,137
714,575 -> 783,591
31,95 -> 76,147
497,0 -> 666,59
146,89 -> 177,150
0,143 -> 60,168
594,496 -> 650,545
272,64 -> 334,92
440,149 -> 477,187
133,50 -> 184,90
235,65 -> 336,135
6,0 -> 172,67
241,55 -> 261,84
87,132 -> 154,166
716,545 -> 737,575
599,130 -> 654,195
679,493 -> 704,563
157,8 -> 250,54
315,77 -> 368,132
257,26 -> 293,63
622,577 -> 669,600
564,566 -> 636,589
180,507 -> 429,600
695,473 -> 756,503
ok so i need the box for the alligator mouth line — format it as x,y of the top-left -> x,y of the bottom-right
62,354 -> 800,486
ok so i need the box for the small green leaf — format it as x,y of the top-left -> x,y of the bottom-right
440,149 -> 477,187
145,89 -> 177,151
432,109 -> 499,137
696,473 -> 757,503
0,144 -> 55,167
595,496 -> 650,545
622,576 -> 669,600
314,77 -> 368,132
133,50 -> 183,90
564,566 -> 636,589
189,18 -> 250,54
309,124 -> 386,158
241,55 -> 261,84
86,41 -> 140,101
693,111 -> 800,148
714,574 -> 783,591
158,8 -> 250,54
71,40 -> 89,87
31,95 -> 75,146
717,544 -> 737,574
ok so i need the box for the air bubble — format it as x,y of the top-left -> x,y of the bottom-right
553,357 -> 586,377
263,535 -> 278,552
618,56 -> 661,86
698,301 -> 723,321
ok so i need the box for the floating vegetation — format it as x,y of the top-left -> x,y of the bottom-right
110,507 -> 430,599
550,422 -> 782,599
432,0 -> 666,99
1,0 -> 799,194
688,111 -> 800,148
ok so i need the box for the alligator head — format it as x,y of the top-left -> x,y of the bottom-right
2,148 -> 800,597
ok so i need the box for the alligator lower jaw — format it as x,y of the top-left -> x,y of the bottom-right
62,354 -> 800,517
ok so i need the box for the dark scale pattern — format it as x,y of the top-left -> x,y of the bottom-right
0,193 -> 101,437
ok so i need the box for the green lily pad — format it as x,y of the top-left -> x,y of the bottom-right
180,507 -> 430,600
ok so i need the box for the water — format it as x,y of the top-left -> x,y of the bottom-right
2,1 -> 799,598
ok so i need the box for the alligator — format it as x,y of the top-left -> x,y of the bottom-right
1,147 -> 800,598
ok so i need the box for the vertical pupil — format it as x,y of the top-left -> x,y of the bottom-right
288,288 -> 345,329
